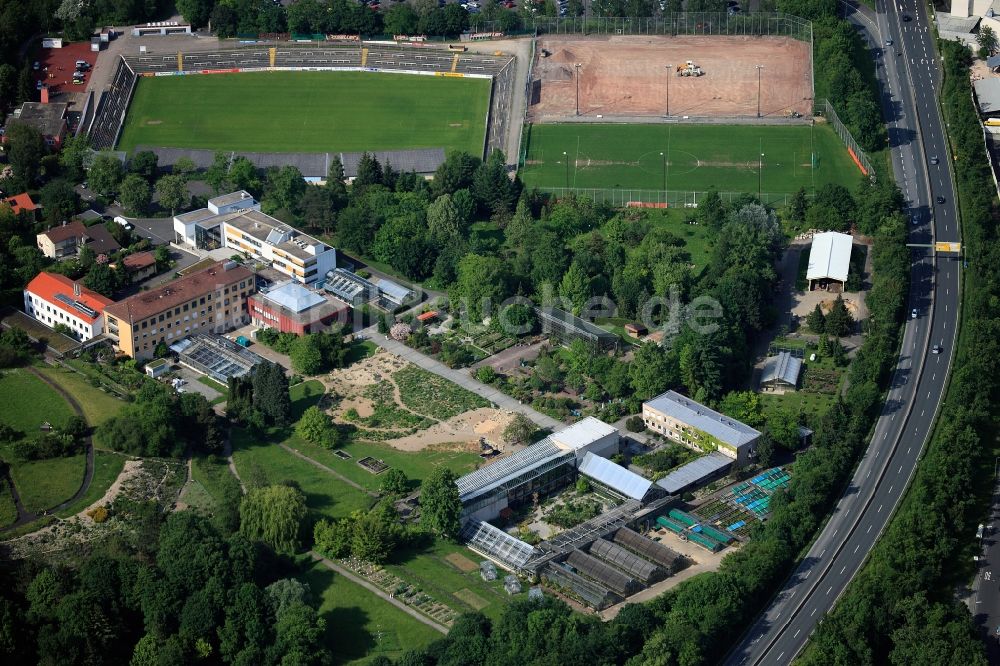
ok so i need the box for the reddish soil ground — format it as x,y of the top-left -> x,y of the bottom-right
33,42 -> 97,98
529,35 -> 812,120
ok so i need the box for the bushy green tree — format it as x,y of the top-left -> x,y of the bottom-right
420,467 -> 461,538
239,484 -> 308,554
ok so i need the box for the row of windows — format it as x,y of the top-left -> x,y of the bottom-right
132,282 -> 250,331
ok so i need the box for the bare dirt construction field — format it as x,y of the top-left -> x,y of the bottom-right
529,35 -> 812,120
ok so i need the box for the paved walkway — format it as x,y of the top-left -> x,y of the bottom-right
279,443 -> 377,497
363,329 -> 563,431
309,552 -> 449,634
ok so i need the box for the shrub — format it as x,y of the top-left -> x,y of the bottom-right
625,415 -> 645,432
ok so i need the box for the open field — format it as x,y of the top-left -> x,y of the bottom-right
288,438 -> 481,493
119,71 -> 491,154
7,454 -> 86,514
520,123 -> 861,194
301,562 -> 442,665
530,35 -> 811,120
35,365 -> 126,426
0,369 -> 74,433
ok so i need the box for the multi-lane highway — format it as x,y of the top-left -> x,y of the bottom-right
726,1 -> 962,663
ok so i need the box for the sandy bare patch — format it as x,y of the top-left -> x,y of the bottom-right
145,120 -> 163,125
385,407 -> 517,451
820,297 -> 862,318
340,397 -> 374,418
445,552 -> 479,572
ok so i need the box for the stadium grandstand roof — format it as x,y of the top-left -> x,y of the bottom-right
461,521 -> 538,569
578,452 -> 653,501
760,351 -> 802,387
138,146 -> 447,179
645,391 -> 761,448
339,149 -> 446,177
806,231 -> 852,283
25,272 -> 114,324
655,451 -> 733,495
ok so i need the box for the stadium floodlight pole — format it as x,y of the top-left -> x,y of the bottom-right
755,64 -> 764,118
575,63 -> 582,116
665,64 -> 672,116
563,151 -> 569,189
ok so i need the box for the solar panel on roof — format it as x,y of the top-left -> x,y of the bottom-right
53,292 -> 99,318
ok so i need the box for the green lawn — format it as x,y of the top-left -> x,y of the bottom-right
288,438 -> 481,493
519,122 -> 863,194
35,365 -> 126,427
55,451 -> 127,518
119,71 -> 491,155
644,208 -> 714,271
0,369 -> 74,433
231,380 -> 374,520
301,561 -> 442,665
0,369 -> 86,513
7,454 -> 86,514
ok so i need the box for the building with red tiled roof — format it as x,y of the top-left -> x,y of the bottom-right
103,261 -> 255,359
113,251 -> 157,281
23,272 -> 115,341
4,193 -> 37,216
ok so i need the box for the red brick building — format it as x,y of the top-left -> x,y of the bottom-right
248,281 -> 348,335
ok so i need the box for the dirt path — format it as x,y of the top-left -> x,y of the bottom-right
309,552 -> 449,634
278,444 -> 377,497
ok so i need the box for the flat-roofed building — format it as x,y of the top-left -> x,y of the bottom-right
222,209 -> 336,284
248,281 -> 349,335
3,102 -> 68,147
642,390 -> 761,465
173,190 -> 260,249
103,261 -> 254,359
23,272 -> 114,341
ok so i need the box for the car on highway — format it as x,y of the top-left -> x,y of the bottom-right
930,155 -> 940,164
911,308 -> 918,319
936,195 -> 946,204
902,14 -> 912,21
885,38 -> 893,46
911,215 -> 919,225
977,524 -> 985,539
932,344 -> 943,354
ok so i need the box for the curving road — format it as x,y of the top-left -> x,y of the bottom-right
726,1 -> 962,663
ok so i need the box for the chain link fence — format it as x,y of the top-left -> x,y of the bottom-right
523,12 -> 812,40
531,186 -> 800,207
816,98 -> 876,181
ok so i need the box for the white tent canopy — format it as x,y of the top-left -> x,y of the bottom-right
806,231 -> 853,284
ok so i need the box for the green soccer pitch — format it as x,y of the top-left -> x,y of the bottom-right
117,71 -> 492,155
519,123 -> 864,195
